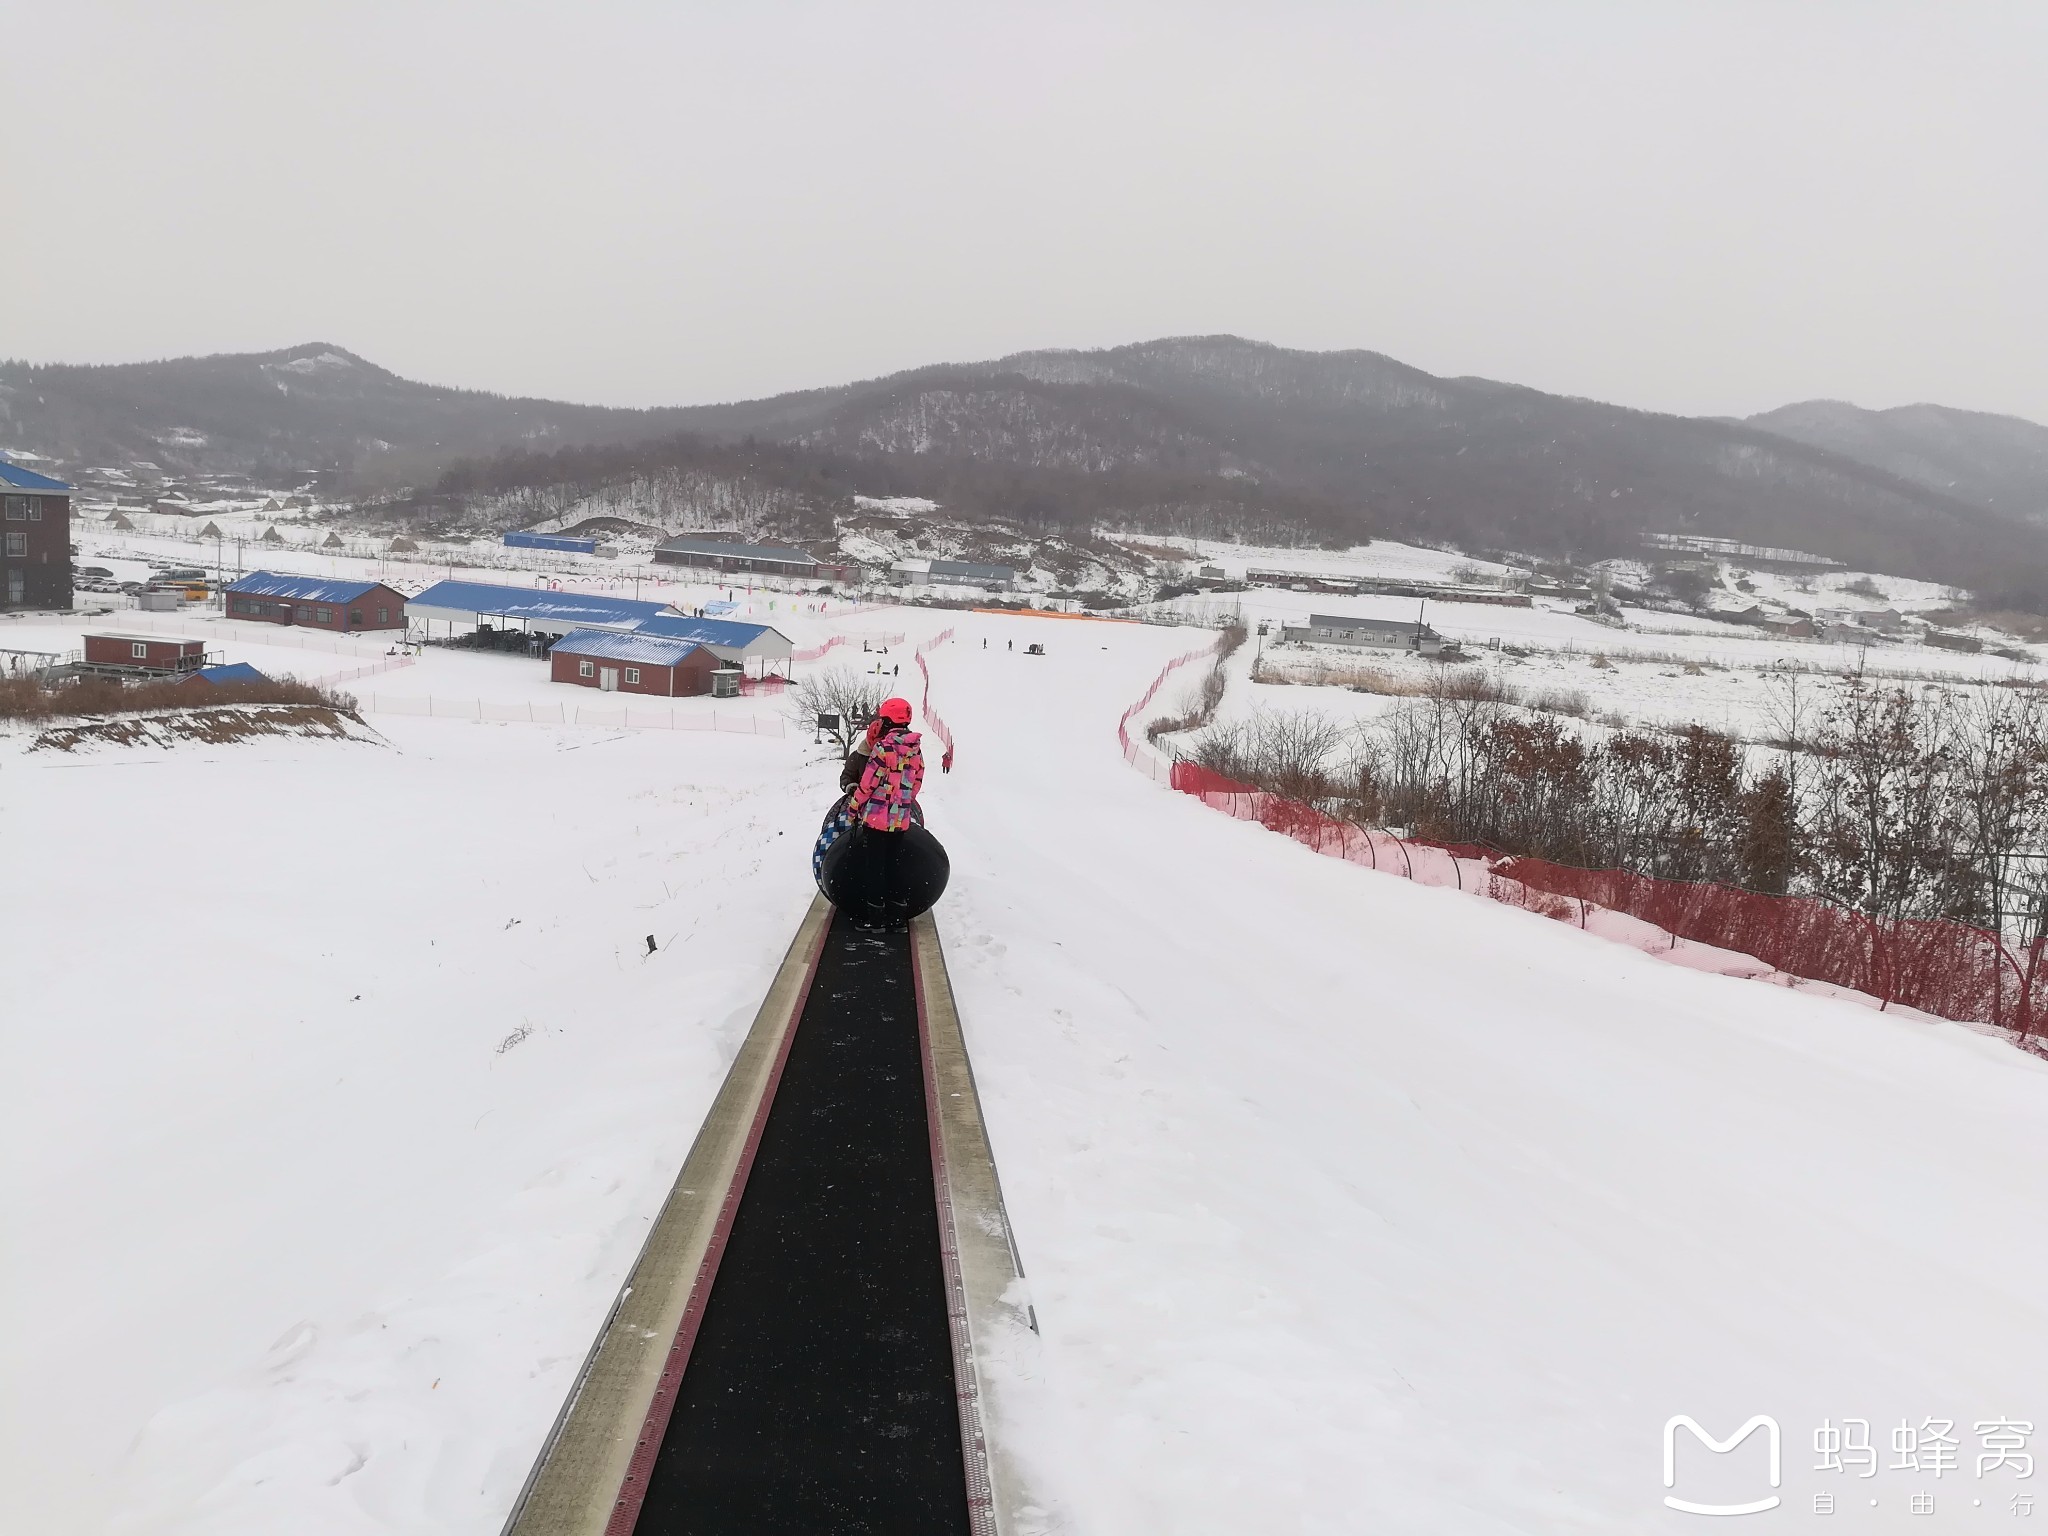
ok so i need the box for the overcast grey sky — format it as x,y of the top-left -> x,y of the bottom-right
10,2 -> 2045,422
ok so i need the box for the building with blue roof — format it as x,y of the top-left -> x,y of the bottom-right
504,530 -> 599,555
407,579 -> 673,640
1,457 -> 74,612
549,629 -> 719,696
633,612 -> 794,670
180,662 -> 272,687
0,460 -> 73,493
226,571 -> 407,632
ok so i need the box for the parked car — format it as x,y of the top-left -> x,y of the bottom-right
76,565 -> 114,578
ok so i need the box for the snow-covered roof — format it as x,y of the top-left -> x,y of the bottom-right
635,613 -> 793,656
0,459 -> 72,492
229,571 -> 393,603
549,630 -> 709,667
635,613 -> 772,645
406,579 -> 671,631
929,558 -> 1016,581
654,534 -> 820,566
1307,613 -> 1434,634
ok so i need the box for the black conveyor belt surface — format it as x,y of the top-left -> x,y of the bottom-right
633,914 -> 970,1535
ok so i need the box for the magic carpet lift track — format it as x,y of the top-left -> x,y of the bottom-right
499,895 -> 1034,1536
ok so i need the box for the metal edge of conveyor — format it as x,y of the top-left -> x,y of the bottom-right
499,892 -> 835,1536
911,913 -> 1041,1536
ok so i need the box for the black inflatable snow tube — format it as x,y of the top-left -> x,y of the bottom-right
818,821 -> 950,929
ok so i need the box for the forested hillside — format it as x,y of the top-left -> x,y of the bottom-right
12,336 -> 2048,603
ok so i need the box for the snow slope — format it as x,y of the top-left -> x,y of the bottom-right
8,613 -> 2048,1533
0,718 -> 836,1535
926,616 -> 2048,1534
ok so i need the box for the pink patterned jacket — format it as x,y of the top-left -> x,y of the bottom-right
851,727 -> 925,831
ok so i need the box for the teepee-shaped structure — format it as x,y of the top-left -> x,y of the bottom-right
261,525 -> 285,545
322,531 -> 345,549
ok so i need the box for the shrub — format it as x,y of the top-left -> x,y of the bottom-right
0,675 -> 356,722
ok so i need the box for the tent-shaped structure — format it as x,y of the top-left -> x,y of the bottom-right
180,662 -> 270,687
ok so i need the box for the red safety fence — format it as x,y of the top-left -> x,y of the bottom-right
1124,640 -> 2048,1041
916,628 -> 957,772
792,630 -> 908,663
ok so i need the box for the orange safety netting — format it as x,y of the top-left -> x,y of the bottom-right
1122,643 -> 2048,1039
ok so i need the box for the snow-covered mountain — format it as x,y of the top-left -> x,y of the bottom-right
11,337 -> 2048,604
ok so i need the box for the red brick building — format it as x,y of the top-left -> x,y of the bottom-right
549,630 -> 719,696
225,571 -> 407,632
1,460 -> 73,611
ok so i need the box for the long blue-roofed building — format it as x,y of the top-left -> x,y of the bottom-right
405,580 -> 673,642
405,578 -> 796,676
226,571 -> 408,632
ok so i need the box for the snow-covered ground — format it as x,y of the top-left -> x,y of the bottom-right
1161,586 -> 2041,743
1124,534 -> 1524,585
2,597 -> 925,734
1,713 -> 845,1535
10,609 -> 2048,1534
1213,587 -> 2033,672
69,525 -> 878,613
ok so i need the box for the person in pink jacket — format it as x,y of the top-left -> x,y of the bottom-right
848,696 -> 925,831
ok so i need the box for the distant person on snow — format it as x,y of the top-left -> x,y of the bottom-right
848,697 -> 925,831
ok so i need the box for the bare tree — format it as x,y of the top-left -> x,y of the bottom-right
787,667 -> 884,752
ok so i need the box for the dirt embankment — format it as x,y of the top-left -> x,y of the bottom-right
28,704 -> 383,753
